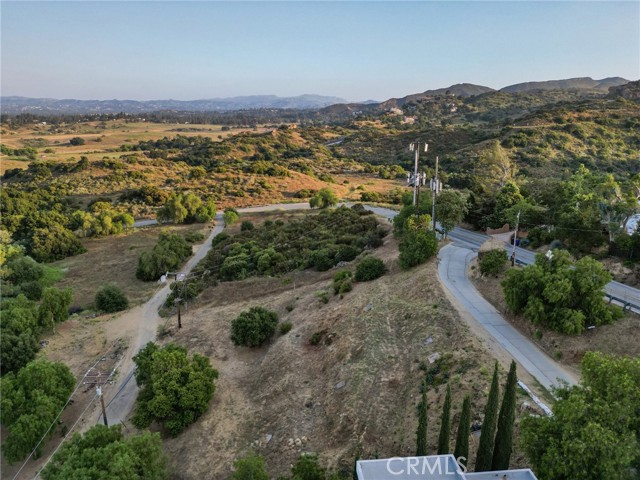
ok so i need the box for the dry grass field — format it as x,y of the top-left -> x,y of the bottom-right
51,223 -> 209,308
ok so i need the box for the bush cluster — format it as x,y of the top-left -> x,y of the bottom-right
95,284 -> 129,313
355,256 -> 386,281
479,249 -> 508,276
231,307 -> 279,347
398,229 -> 438,269
333,270 -> 353,295
196,206 -> 386,287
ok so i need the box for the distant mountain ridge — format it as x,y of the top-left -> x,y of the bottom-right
0,94 -> 347,114
499,77 -> 628,93
1,77 -> 632,115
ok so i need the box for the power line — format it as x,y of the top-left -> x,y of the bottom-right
33,363 -> 120,479
10,341 -> 123,480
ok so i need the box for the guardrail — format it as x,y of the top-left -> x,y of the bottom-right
605,294 -> 640,313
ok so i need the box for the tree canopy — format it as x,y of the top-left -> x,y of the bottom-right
502,249 -> 621,334
522,352 -> 640,479
1,359 -> 75,462
41,425 -> 168,480
132,342 -> 218,436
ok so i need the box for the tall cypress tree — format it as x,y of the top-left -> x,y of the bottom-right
437,384 -> 452,454
453,395 -> 471,469
416,388 -> 428,456
492,360 -> 518,470
475,361 -> 500,472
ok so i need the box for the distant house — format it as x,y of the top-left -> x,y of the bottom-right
356,455 -> 538,480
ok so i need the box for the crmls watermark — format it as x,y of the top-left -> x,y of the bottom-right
386,456 -> 468,475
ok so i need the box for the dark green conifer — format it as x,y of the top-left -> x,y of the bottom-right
491,361 -> 518,470
475,361 -> 500,471
453,395 -> 471,469
437,384 -> 452,454
416,388 -> 428,456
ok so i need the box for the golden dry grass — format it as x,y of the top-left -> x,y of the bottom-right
51,223 -> 209,308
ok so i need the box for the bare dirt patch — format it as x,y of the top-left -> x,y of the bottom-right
470,259 -> 640,371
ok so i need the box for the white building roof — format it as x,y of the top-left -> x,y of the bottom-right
356,456 -> 537,480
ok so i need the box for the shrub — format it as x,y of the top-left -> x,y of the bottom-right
333,270 -> 353,295
309,188 -> 338,209
184,231 -> 205,243
231,307 -> 278,347
355,256 -> 386,282
279,322 -> 293,335
241,221 -> 254,232
69,137 -> 85,146
95,284 -> 129,313
310,248 -> 336,272
398,230 -> 438,269
479,249 -> 508,276
224,209 -> 239,226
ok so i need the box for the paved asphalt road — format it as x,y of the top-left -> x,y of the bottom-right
438,243 -> 578,390
444,228 -> 640,314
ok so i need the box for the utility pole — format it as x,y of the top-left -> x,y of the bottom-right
409,141 -> 428,214
96,386 -> 108,426
511,210 -> 521,266
431,155 -> 440,231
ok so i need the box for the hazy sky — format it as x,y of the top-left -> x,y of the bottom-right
1,1 -> 638,102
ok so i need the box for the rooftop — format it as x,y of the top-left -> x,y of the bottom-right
356,456 -> 538,480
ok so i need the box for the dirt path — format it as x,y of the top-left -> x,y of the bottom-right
89,213 -> 226,427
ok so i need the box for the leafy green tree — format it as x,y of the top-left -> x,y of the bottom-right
291,454 -> 326,480
491,361 -> 517,470
69,137 -> 85,146
136,233 -> 192,281
437,385 -> 452,454
399,230 -> 438,269
309,188 -> 338,209
224,208 -> 240,226
502,250 -> 621,334
157,194 -> 188,224
1,359 -> 75,462
38,287 -> 72,330
416,389 -> 428,456
6,256 -> 44,284
488,181 -> 524,228
475,362 -> 500,472
479,249 -> 507,276
453,395 -> 471,469
0,295 -> 40,375
522,352 -> 640,479
232,451 -> 269,480
354,256 -> 386,281
231,307 -> 279,347
95,284 -> 129,313
436,190 -> 469,235
132,343 -> 218,436
41,424 -> 168,480
30,224 -> 86,262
